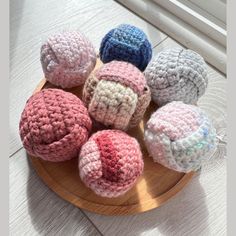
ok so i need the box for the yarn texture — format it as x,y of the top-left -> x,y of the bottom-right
144,101 -> 216,173
144,48 -> 208,106
79,130 -> 144,198
99,24 -> 152,71
19,89 -> 92,162
40,31 -> 96,88
83,60 -> 151,130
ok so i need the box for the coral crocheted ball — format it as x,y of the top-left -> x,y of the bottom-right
40,31 -> 96,88
83,60 -> 151,130
144,48 -> 208,106
79,130 -> 144,198
99,24 -> 152,71
144,101 -> 216,173
19,89 -> 92,162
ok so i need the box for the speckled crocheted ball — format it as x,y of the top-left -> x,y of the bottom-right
19,89 -> 92,162
83,60 -> 151,130
144,48 -> 208,106
99,24 -> 152,71
79,130 -> 144,198
144,101 -> 216,173
40,31 -> 96,88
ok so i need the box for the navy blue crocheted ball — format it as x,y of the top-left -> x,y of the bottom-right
99,24 -> 152,71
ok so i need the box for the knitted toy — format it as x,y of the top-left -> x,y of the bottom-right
99,24 -> 152,71
40,31 -> 96,88
79,130 -> 144,198
144,101 -> 216,173
83,60 -> 151,130
144,48 -> 208,106
19,89 -> 92,162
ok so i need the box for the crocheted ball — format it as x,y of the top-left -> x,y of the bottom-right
79,130 -> 144,198
144,101 -> 216,173
19,89 -> 92,162
144,48 -> 208,106
83,60 -> 151,130
99,24 -> 152,71
40,31 -> 96,88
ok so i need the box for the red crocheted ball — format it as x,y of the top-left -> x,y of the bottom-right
79,130 -> 144,198
19,89 -> 92,162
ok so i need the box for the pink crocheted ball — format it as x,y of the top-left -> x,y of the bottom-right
79,130 -> 144,198
19,89 -> 92,162
144,101 -> 216,173
83,60 -> 151,130
40,31 -> 97,88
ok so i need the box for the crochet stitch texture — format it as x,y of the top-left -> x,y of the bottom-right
144,101 -> 216,173
144,47 -> 208,106
19,89 -> 92,162
83,60 -> 151,130
99,24 -> 152,71
79,130 -> 144,198
40,31 -> 96,88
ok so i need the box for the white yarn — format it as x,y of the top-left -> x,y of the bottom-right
144,47 -> 208,106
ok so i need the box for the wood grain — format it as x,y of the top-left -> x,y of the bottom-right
29,77 -> 194,215
9,149 -> 102,236
10,0 -> 167,156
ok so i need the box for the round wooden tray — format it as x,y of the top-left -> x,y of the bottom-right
29,62 -> 194,215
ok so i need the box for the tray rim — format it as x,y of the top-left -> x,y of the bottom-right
29,79 -> 195,215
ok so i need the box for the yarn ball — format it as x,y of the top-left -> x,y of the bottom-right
79,130 -> 144,198
144,47 -> 208,106
144,101 -> 216,173
83,60 -> 151,130
99,24 -> 152,71
19,89 -> 92,162
40,31 -> 96,88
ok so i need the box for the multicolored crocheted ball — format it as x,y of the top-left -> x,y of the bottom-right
79,130 -> 144,198
99,24 -> 152,71
83,60 -> 151,130
40,31 -> 96,88
144,48 -> 208,106
19,89 -> 92,162
144,101 -> 216,173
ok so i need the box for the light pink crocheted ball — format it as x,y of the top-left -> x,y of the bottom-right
144,101 -> 216,172
83,61 -> 151,130
40,31 -> 96,88
19,89 -> 92,162
79,130 -> 144,198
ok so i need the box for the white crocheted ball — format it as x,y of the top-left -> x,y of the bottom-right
144,48 -> 208,106
144,101 -> 216,173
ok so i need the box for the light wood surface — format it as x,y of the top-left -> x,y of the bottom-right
29,77 -> 194,215
10,0 -> 226,235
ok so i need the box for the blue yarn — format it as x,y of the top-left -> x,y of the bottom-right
99,24 -> 152,71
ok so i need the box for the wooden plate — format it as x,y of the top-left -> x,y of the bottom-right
29,61 -> 194,215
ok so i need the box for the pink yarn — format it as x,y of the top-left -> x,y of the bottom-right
144,101 -> 216,172
95,61 -> 147,96
83,61 -> 151,130
79,130 -> 144,198
40,31 -> 96,88
19,89 -> 92,162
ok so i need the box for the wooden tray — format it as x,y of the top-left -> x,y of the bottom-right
29,61 -> 194,215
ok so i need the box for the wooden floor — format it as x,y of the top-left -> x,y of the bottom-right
10,0 -> 226,235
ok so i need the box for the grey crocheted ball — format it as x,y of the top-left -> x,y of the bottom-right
40,31 -> 97,88
144,48 -> 208,106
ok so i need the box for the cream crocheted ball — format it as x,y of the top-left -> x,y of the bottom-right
79,130 -> 144,198
83,60 -> 151,130
40,31 -> 96,88
144,101 -> 216,173
144,48 -> 208,106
